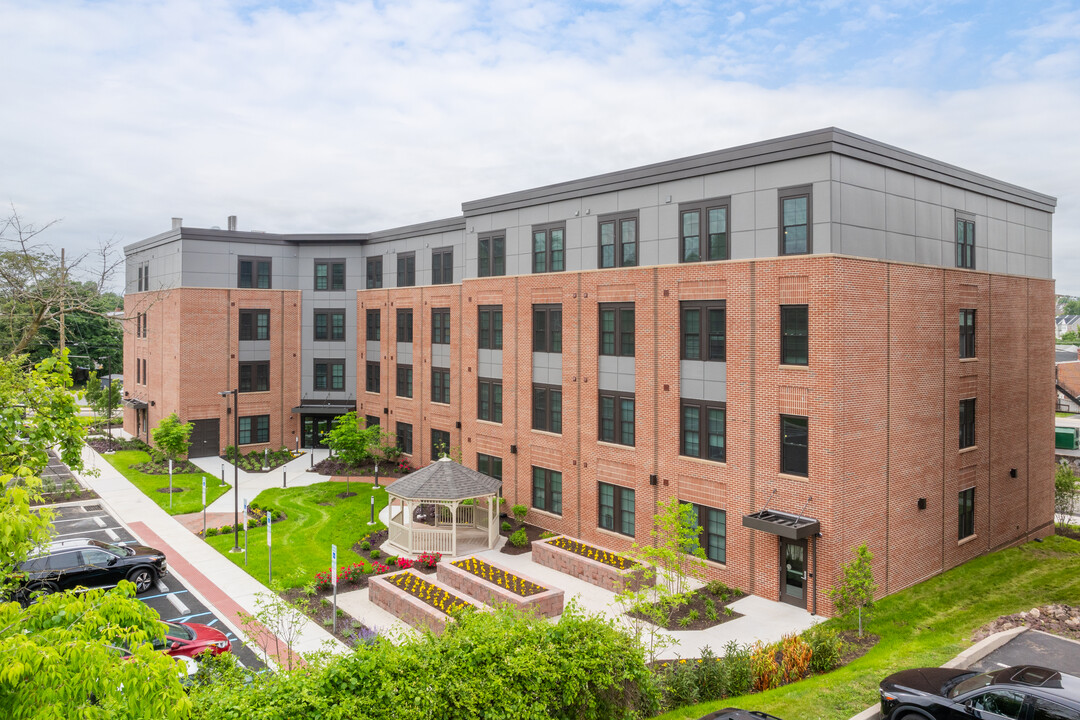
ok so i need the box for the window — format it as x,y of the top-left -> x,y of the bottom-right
142,359 -> 147,385
779,186 -> 812,255
314,359 -> 345,391
314,309 -> 346,341
396,422 -> 413,455
599,303 -> 635,356
431,429 -> 451,460
239,415 -> 270,445
958,486 -> 975,540
397,252 -> 415,287
365,362 -> 380,393
478,379 -> 503,423
781,305 -> 808,365
1032,697 -> 1080,720
781,415 -> 809,476
532,384 -> 562,433
432,308 -> 450,345
960,398 -> 976,449
599,392 -> 635,446
533,305 -> 562,353
432,368 -> 451,404
238,257 -> 271,289
956,216 -> 976,269
137,262 -> 149,292
598,212 -> 638,268
599,482 -> 635,536
366,309 -> 381,341
478,453 -> 502,480
365,415 -> 380,431
136,312 -> 147,338
396,309 -> 413,343
136,357 -> 141,384
532,467 -> 562,515
366,257 -> 383,289
239,310 -> 270,341
239,362 -> 270,393
681,402 -> 726,461
532,222 -> 566,273
687,503 -> 727,564
432,247 -> 453,285
314,259 -> 345,291
396,365 -> 413,398
682,301 -> 726,361
478,306 -> 503,350
960,309 -> 976,359
968,690 -> 1024,719
478,233 -> 506,277
680,198 -> 730,262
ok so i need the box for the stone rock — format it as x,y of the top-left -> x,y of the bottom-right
1030,608 -> 1041,619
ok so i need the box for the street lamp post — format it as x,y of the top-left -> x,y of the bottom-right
97,357 -> 113,452
219,389 -> 241,553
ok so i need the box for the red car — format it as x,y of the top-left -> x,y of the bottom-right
153,621 -> 232,658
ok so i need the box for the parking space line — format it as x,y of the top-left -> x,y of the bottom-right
165,611 -> 213,623
140,589 -> 190,602
51,526 -> 129,538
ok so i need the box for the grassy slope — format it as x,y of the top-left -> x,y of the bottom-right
104,450 -> 230,515
202,482 -> 389,589
659,535 -> 1080,720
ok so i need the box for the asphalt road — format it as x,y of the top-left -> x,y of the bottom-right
968,630 -> 1080,676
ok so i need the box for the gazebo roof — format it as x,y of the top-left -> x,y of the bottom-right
386,457 -> 502,501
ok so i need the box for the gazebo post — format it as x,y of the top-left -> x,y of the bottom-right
452,500 -> 458,557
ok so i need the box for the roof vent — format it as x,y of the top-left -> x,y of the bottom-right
171,217 -> 182,229
228,215 -> 237,231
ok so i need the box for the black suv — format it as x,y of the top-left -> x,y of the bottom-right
14,538 -> 168,603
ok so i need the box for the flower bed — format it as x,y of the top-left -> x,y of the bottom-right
544,536 -> 636,569
437,557 -> 564,618
369,569 -> 478,634
533,536 -> 653,593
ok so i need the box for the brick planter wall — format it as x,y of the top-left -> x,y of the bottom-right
437,558 -> 564,618
532,537 -> 653,593
369,569 -> 479,634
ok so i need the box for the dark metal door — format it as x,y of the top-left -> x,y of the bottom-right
188,419 -> 220,458
780,538 -> 808,608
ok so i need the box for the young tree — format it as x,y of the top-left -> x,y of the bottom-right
1055,461 -> 1080,530
152,413 -> 194,462
828,544 -> 877,637
322,411 -> 379,467
84,370 -> 121,423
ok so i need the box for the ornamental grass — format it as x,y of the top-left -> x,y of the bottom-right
451,558 -> 547,597
545,536 -> 636,570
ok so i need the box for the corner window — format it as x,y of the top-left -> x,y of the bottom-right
478,453 -> 502,480
396,309 -> 413,343
780,415 -> 808,476
366,257 -> 383,289
598,211 -> 638,268
532,467 -> 562,515
314,309 -> 346,341
396,365 -> 413,398
432,368 -> 451,404
314,359 -> 346,391
478,379 -> 502,423
239,415 -> 270,445
598,482 -> 635,536
365,362 -> 380,393
680,198 -> 730,262
239,310 -> 270,341
397,252 -> 416,287
960,309 -> 976,359
478,233 -> 506,277
239,362 -> 270,393
958,487 -> 975,540
478,306 -> 503,350
366,309 -> 380,341
686,502 -> 727,564
532,384 -> 562,433
238,257 -> 272,289
533,222 -> 566,273
432,308 -> 450,345
956,215 -> 976,269
396,422 -> 413,455
781,305 -> 808,365
778,186 -> 812,255
682,301 -> 726,361
681,401 -> 726,462
960,398 -> 976,449
599,303 -> 634,357
431,429 -> 451,460
432,247 -> 453,285
314,259 -> 345,291
599,392 -> 635,446
533,305 -> 562,353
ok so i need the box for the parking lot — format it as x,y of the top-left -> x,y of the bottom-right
968,629 -> 1080,677
47,499 -> 264,671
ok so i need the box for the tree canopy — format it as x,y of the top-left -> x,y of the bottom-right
152,413 -> 194,462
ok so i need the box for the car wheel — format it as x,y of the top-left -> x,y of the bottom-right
25,582 -> 58,601
127,568 -> 156,593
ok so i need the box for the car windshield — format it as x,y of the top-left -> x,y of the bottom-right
164,622 -> 196,641
949,672 -> 996,698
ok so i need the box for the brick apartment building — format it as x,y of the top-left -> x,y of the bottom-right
123,128 -> 1056,614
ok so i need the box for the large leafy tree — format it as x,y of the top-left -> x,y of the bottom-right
322,411 -> 380,466
152,413 -> 194,462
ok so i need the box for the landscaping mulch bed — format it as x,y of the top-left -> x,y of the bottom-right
837,630 -> 879,664
498,521 -> 549,555
280,587 -> 379,647
86,437 -> 150,454
352,529 -> 390,561
132,459 -> 202,475
451,557 -> 546,597
543,535 -> 637,569
312,457 -> 412,479
1057,524 -> 1080,541
972,604 -> 1080,642
30,489 -> 99,506
627,582 -> 745,631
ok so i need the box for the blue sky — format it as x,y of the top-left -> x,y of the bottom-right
2,0 -> 1079,291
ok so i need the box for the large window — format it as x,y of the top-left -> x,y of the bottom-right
599,303 -> 635,357
533,222 -> 565,273
239,415 -> 270,445
478,379 -> 503,423
478,233 -> 506,278
781,305 -> 808,365
137,262 -> 149,292
431,429 -> 451,460
314,359 -> 345,391
533,305 -> 562,353
397,252 -> 415,287
396,365 -> 413,398
778,186 -> 812,255
314,309 -> 346,341
687,502 -> 727,564
960,309 -> 976,359
366,309 -> 381,341
432,247 -> 453,285
239,361 -> 270,393
956,216 -> 975,269
960,398 -> 976,449
239,310 -> 270,341
478,306 -> 503,350
396,422 -> 413,455
599,482 -> 635,536
366,257 -> 383,289
680,198 -> 730,262
682,301 -> 726,361
432,308 -> 450,345
478,453 -> 502,480
532,467 -> 562,515
432,368 -> 451,404
397,309 -> 413,343
598,212 -> 638,268
238,257 -> 271,289
599,392 -> 635,446
781,415 -> 808,476
958,487 -> 975,540
314,259 -> 345,291
365,362 -> 380,393
532,384 -> 562,433
681,402 -> 726,461
365,415 -> 381,431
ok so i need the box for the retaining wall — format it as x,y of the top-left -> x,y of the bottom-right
437,558 -> 564,618
532,537 -> 653,593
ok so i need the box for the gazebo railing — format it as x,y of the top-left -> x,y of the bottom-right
411,527 -> 454,554
389,522 -> 409,550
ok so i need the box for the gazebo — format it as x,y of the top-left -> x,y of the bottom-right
385,457 -> 502,557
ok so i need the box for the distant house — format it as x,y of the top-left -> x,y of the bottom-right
1056,315 -> 1080,337
1057,361 -> 1080,413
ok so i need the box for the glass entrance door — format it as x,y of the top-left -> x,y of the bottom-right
780,539 -> 807,608
302,415 -> 336,448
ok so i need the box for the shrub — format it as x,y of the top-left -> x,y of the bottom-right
804,624 -> 844,674
509,528 -> 528,547
361,540 -> 371,551
370,549 -> 381,559
706,580 -> 730,597
720,640 -> 752,698
704,597 -> 718,622
779,633 -> 812,684
511,504 -> 528,522
303,581 -> 319,597
696,645 -> 725,702
343,563 -> 366,584
658,659 -> 699,711
501,521 -> 512,532
539,530 -> 557,539
750,640 -> 780,692
205,527 -> 219,537
386,556 -> 398,566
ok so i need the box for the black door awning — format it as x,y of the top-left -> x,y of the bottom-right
123,399 -> 148,410
742,509 -> 820,540
292,404 -> 355,416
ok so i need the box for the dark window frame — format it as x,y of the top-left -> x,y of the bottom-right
686,501 -> 727,564
599,303 -> 635,357
431,429 -> 451,460
533,304 -> 563,353
599,391 -> 635,446
781,305 -> 809,366
365,362 -> 381,393
238,256 -> 272,289
366,257 -> 383,289
680,401 -> 727,462
239,361 -> 270,393
956,214 -> 976,269
960,398 -> 976,449
313,309 -> 346,342
532,222 -> 566,273
597,211 -> 639,268
314,258 -> 346,291
532,383 -> 562,434
396,422 -> 413,455
778,185 -> 813,255
239,414 -> 270,445
478,232 -> 506,278
239,309 -> 271,341
396,308 -> 414,343
960,309 -> 976,359
598,481 -> 635,537
681,300 -> 726,361
780,415 -> 809,477
397,252 -> 416,287
366,309 -> 381,341
958,486 -> 975,540
431,367 -> 451,404
478,378 -> 503,423
680,197 -> 731,263
532,466 -> 563,515
314,358 -> 346,392
432,308 -> 451,345
431,247 -> 453,285
477,453 -> 502,480
365,415 -> 381,431
396,364 -> 413,398
478,306 -> 503,350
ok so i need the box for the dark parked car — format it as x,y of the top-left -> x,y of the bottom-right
696,710 -> 785,720
880,665 -> 1080,720
14,537 -> 168,603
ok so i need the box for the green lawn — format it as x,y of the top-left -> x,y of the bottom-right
660,535 -> 1080,720
1056,411 -> 1075,418
202,481 -> 389,589
103,450 -> 231,515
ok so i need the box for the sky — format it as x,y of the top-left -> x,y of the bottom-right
2,0 -> 1079,292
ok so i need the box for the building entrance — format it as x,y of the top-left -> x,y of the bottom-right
780,538 -> 808,608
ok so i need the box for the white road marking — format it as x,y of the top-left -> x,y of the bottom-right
996,662 -> 1009,667
51,526 -> 128,538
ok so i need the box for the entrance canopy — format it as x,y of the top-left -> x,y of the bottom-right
742,509 -> 820,540
290,402 -> 356,415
